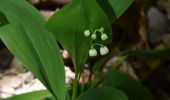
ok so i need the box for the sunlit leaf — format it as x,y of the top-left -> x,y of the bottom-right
0,0 -> 65,100
5,90 -> 52,100
46,0 -> 112,72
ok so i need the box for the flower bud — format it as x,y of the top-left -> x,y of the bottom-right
89,48 -> 97,57
84,30 -> 91,37
99,27 -> 104,32
91,34 -> 97,40
101,33 -> 108,41
100,46 -> 109,56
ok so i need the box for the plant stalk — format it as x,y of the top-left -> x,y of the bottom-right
72,72 -> 80,100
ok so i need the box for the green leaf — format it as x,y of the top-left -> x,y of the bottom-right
123,49 -> 170,59
0,11 -> 9,27
104,68 -> 153,100
0,0 -> 65,100
77,87 -> 129,100
46,0 -> 112,72
5,90 -> 52,100
97,0 -> 134,22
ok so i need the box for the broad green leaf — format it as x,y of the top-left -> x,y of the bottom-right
97,0 -> 134,22
104,68 -> 153,100
123,49 -> 170,59
5,90 -> 52,100
77,87 -> 129,100
46,0 -> 112,72
0,11 -> 9,27
43,96 -> 57,100
0,0 -> 65,100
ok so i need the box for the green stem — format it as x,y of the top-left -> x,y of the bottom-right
92,43 -> 104,48
72,72 -> 80,100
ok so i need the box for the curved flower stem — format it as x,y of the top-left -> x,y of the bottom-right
91,43 -> 104,48
94,29 -> 103,35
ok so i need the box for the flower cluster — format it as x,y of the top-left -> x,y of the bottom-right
84,27 -> 109,57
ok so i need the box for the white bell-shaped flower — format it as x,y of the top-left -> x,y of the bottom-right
101,33 -> 108,41
100,46 -> 109,56
91,34 -> 97,40
99,27 -> 104,32
89,48 -> 97,57
84,30 -> 91,37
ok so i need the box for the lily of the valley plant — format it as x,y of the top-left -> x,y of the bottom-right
0,0 -> 153,100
